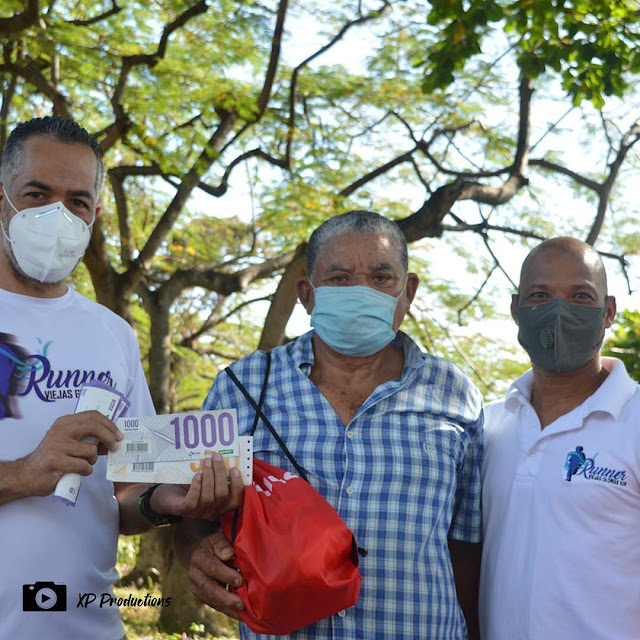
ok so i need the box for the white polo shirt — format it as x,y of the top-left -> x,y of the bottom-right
479,357 -> 640,640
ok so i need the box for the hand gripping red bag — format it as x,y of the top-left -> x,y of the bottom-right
221,352 -> 364,635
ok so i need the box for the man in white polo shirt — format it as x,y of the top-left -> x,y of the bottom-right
479,237 -> 640,640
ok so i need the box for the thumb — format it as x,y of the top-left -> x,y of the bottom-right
211,532 -> 235,560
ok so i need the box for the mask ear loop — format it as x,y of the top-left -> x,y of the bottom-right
0,187 -> 18,245
396,274 -> 409,300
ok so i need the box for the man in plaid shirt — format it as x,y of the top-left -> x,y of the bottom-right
174,210 -> 483,639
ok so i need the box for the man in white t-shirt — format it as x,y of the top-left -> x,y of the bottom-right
0,117 -> 230,640
479,237 -> 640,640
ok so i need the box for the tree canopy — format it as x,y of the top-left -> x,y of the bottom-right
1,0 -> 639,412
3,1 -> 640,635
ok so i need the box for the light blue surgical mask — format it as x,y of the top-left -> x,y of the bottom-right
310,281 -> 406,356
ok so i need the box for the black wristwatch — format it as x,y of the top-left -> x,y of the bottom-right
138,484 -> 184,527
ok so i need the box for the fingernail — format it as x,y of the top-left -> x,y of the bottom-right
230,468 -> 240,478
195,473 -> 202,482
233,577 -> 242,588
205,458 -> 213,468
213,452 -> 223,462
116,431 -> 123,440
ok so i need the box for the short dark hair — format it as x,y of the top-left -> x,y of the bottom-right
307,210 -> 409,279
0,116 -> 104,193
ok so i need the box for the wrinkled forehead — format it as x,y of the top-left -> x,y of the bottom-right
316,232 -> 403,272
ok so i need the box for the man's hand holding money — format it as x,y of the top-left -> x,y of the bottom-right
18,411 -> 122,499
148,454 -> 244,520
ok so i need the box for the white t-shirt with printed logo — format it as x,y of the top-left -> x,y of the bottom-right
479,357 -> 640,640
0,286 -> 155,640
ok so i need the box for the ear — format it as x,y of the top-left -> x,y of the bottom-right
94,201 -> 101,218
604,295 -> 617,329
405,272 -> 419,306
296,276 -> 314,315
510,293 -> 519,324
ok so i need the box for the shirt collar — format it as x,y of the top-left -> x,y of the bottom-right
503,357 -> 637,420
581,357 -> 637,420
504,369 -> 534,412
293,329 -> 424,377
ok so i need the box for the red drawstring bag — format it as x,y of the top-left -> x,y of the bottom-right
221,353 -> 363,635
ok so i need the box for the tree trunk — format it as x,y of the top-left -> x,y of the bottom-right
158,532 -> 235,635
147,295 -> 172,414
119,530 -> 233,634
258,244 -> 307,350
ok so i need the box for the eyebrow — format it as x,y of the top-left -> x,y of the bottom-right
326,262 -> 395,273
21,180 -> 93,201
326,263 -> 351,273
525,283 -> 598,293
22,180 -> 52,192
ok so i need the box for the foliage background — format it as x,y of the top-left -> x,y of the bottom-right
2,0 -> 640,635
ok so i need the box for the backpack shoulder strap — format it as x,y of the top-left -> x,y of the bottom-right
224,351 -> 308,482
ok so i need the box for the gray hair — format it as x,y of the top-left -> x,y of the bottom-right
307,210 -> 408,279
0,116 -> 105,195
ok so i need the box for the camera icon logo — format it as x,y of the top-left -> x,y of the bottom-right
22,582 -> 67,611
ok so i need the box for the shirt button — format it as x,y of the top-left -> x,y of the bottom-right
346,486 -> 354,496
338,610 -> 346,617
346,431 -> 354,439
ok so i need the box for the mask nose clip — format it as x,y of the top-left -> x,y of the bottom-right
35,205 -> 63,219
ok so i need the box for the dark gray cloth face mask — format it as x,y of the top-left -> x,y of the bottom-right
516,297 -> 608,372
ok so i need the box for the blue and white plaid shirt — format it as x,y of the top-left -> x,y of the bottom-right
202,330 -> 483,640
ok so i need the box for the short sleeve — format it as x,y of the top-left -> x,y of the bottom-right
448,407 -> 484,542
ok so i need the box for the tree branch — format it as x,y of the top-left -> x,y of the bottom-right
285,0 -> 391,168
0,61 -> 73,117
124,111 -> 238,295
256,0 -> 289,117
585,120 -> 640,246
339,147 -> 417,197
68,1 -> 121,26
159,250 -> 296,307
182,295 -> 273,347
529,158 -> 601,192
512,75 -> 533,175
102,0 -> 208,154
199,147 -> 289,197
0,0 -> 39,33
481,233 -> 517,289
457,265 -> 497,324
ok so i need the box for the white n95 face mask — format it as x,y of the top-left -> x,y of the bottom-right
2,189 -> 92,283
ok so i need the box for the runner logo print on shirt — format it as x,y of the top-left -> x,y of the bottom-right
0,333 -> 30,419
564,445 -> 628,487
0,333 -> 114,418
